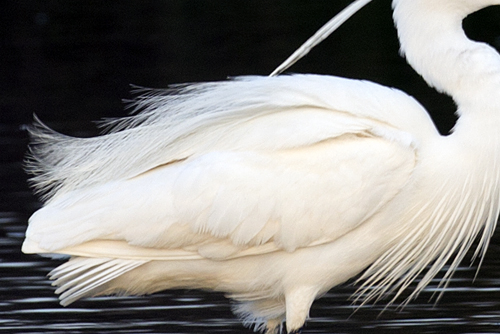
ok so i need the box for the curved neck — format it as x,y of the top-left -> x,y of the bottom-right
392,0 -> 500,118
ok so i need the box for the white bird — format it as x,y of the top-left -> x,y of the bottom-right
22,0 -> 500,333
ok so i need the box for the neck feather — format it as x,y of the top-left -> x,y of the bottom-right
393,0 -> 500,115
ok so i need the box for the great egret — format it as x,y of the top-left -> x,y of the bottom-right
22,0 -> 500,333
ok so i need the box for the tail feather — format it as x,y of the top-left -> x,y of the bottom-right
54,260 -> 126,295
49,257 -> 147,306
50,257 -> 109,280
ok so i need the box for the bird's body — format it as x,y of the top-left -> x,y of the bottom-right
22,0 -> 500,333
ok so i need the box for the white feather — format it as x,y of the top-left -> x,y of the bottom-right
21,0 -> 500,333
25,75 -> 435,202
49,257 -> 146,306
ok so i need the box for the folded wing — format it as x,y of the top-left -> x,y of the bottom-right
23,74 -> 438,260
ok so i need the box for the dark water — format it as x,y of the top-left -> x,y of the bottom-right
2,1 -> 500,333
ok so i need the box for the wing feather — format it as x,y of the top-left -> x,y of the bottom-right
24,74 -> 436,260
24,129 -> 416,258
26,75 -> 437,201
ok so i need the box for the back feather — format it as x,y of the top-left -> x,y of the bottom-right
25,75 -> 437,203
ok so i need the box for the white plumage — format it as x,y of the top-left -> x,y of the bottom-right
22,0 -> 500,333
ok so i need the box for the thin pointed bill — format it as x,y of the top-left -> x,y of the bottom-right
269,0 -> 374,77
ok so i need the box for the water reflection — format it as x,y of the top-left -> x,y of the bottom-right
2,0 -> 500,333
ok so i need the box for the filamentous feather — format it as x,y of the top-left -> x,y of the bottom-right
356,165 -> 500,307
25,75 -> 430,203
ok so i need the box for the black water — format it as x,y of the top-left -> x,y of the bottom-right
2,1 -> 500,333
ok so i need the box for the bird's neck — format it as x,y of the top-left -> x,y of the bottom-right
393,0 -> 500,120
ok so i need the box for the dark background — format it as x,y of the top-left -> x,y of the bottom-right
1,1 -> 500,333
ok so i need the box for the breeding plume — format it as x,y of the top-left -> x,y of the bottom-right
22,0 -> 500,333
